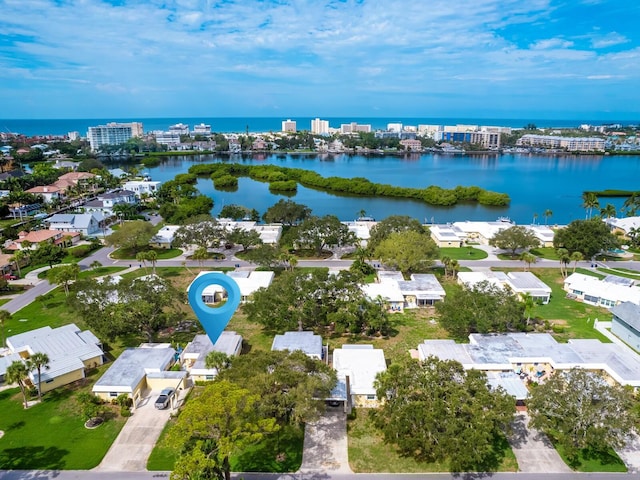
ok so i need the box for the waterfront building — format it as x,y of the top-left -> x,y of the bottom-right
399,139 -> 422,151
67,131 -> 80,141
387,122 -> 403,132
340,122 -> 371,134
281,119 -> 297,133
168,123 -> 190,135
193,123 -> 211,135
122,180 -> 161,197
311,118 -> 329,135
87,122 -> 143,151
153,130 -> 181,146
25,185 -> 63,203
517,134 -> 605,152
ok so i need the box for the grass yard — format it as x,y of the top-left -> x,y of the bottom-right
552,441 -> 626,472
6,287 -> 81,337
502,268 -> 611,342
347,409 -> 518,473
0,387 -> 126,470
148,399 -> 304,473
439,246 -> 488,260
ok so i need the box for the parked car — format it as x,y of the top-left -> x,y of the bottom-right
154,388 -> 175,410
3,274 -> 18,281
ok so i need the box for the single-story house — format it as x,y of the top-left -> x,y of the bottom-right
563,272 -> 640,308
92,344 -> 186,408
611,302 -> 640,352
180,332 -> 243,382
45,212 -> 106,236
4,324 -> 103,394
363,271 -> 445,310
605,216 -> 640,240
216,220 -> 282,245
342,221 -> 377,246
451,220 -> 512,245
458,271 -> 552,304
418,332 -> 640,391
331,344 -> 387,409
429,224 -> 465,248
271,331 -> 325,360
527,225 -> 555,247
361,282 -> 404,312
189,271 -> 275,304
149,225 -> 181,249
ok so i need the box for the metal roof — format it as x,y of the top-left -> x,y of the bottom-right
271,331 -> 323,357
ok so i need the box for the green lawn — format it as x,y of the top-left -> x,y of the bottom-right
552,441 -> 626,472
7,287 -> 81,337
347,409 -> 518,473
439,246 -> 488,260
508,268 -> 611,342
530,247 -> 560,260
148,398 -> 304,473
0,387 -> 126,470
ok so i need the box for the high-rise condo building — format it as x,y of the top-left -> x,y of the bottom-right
193,123 -> 212,135
311,118 -> 329,135
282,119 -> 297,133
87,122 -> 143,151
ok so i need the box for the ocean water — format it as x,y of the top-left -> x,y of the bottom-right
1,117 -> 636,137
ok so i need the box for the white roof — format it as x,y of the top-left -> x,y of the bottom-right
92,345 -> 175,393
564,272 -> 640,306
419,333 -> 640,387
216,220 -> 282,245
272,331 -> 323,358
333,345 -> 386,395
6,324 -> 103,382
527,225 -> 555,243
151,225 -> 181,243
182,332 -> 243,376
457,271 -> 550,296
606,216 -> 640,234
451,221 -> 510,240
429,224 -> 465,242
342,221 -> 376,241
190,270 -> 275,298
361,282 -> 404,303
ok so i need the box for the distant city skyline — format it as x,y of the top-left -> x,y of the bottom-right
1,0 -> 639,120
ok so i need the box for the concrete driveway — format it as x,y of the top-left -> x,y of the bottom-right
508,413 -> 572,473
299,408 -> 352,473
93,389 -> 183,472
616,432 -> 640,473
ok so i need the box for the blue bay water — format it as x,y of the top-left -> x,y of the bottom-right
144,153 -> 640,225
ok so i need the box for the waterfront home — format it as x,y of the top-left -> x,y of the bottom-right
4,324 -> 104,394
418,332 -> 640,390
458,271 -> 552,304
563,272 -> 640,308
82,189 -> 138,216
611,302 -> 640,352
216,219 -> 282,245
92,344 -> 186,408
527,224 -> 556,247
342,220 -> 377,246
332,344 -> 386,409
122,180 -> 161,197
605,216 -> 640,240
451,220 -> 512,245
180,332 -> 243,382
429,224 -> 465,247
272,331 -> 325,360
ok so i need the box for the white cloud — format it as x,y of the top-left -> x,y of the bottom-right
591,32 -> 629,49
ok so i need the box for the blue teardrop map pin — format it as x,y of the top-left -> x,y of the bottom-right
188,272 -> 241,345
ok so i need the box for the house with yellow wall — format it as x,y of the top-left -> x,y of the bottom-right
4,324 -> 103,394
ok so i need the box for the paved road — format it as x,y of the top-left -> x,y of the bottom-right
1,471 -> 638,480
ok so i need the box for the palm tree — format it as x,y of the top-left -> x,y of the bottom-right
570,251 -> 584,273
543,209 -> 553,225
0,309 -> 10,347
5,361 -> 29,408
146,250 -> 158,274
205,351 -> 231,374
532,212 -> 538,225
581,192 -> 600,219
520,252 -> 537,271
623,193 -> 640,217
521,293 -> 535,328
90,260 -> 102,271
136,251 -> 148,272
12,250 -> 27,278
441,256 -> 451,279
556,248 -> 570,278
449,259 -> 460,279
191,247 -> 209,268
600,203 -> 616,219
26,352 -> 50,401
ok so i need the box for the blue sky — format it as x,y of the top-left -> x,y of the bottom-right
1,0 -> 639,120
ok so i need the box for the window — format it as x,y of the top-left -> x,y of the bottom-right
366,395 -> 375,400
205,375 -> 214,381
45,378 -> 54,383
109,392 -> 118,397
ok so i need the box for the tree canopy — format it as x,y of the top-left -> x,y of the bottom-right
373,357 -> 515,472
374,230 -> 439,274
171,215 -> 224,249
489,225 -> 540,258
294,215 -> 356,256
553,219 -> 618,259
262,199 -> 311,225
528,369 -> 637,462
70,275 -> 181,342
219,350 -> 337,427
105,220 -> 155,253
367,215 -> 426,251
435,281 -> 525,340
244,269 -> 390,335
